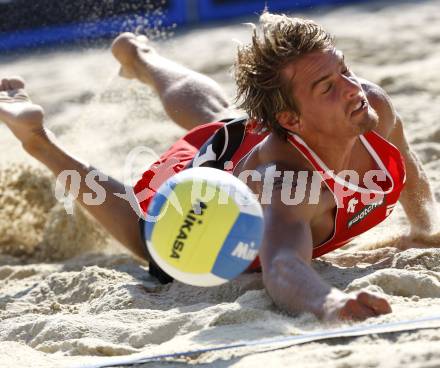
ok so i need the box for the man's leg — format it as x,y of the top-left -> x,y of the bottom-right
111,33 -> 236,130
0,77 -> 146,259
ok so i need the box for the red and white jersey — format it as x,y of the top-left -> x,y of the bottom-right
135,118 -> 406,265
287,131 -> 406,258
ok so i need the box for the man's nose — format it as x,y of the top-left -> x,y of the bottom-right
342,76 -> 362,99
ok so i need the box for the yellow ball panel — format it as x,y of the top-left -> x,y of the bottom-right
186,186 -> 240,273
150,180 -> 239,274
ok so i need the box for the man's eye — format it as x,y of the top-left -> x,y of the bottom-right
323,83 -> 332,94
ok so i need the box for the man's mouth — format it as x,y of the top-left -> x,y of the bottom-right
351,99 -> 368,115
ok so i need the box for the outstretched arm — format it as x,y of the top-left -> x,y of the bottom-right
258,169 -> 391,321
260,212 -> 332,318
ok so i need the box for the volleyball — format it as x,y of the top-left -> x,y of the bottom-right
142,167 -> 264,287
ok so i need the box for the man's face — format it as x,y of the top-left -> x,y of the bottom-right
284,49 -> 378,138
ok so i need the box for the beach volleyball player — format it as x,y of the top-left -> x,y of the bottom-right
1,13 -> 439,321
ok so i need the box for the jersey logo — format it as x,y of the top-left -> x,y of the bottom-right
385,204 -> 395,217
347,199 -> 385,229
347,198 -> 359,213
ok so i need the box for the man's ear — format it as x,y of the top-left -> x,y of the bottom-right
276,111 -> 301,132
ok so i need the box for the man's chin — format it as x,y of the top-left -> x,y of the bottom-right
358,109 -> 379,133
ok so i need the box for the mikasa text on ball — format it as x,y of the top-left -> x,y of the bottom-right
143,167 -> 264,287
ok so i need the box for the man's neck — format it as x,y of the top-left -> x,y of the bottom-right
301,133 -> 359,174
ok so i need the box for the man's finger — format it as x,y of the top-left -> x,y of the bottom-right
0,78 -> 10,91
339,298 -> 376,321
8,77 -> 25,90
357,292 -> 392,314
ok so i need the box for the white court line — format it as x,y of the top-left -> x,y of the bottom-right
72,314 -> 440,368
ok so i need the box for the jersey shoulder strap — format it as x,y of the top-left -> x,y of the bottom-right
187,116 -> 248,169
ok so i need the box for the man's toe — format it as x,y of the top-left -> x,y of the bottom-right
0,78 -> 9,91
9,77 -> 25,90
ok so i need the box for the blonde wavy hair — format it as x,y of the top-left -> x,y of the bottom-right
235,12 -> 334,138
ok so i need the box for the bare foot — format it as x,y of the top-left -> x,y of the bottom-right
0,77 -> 46,150
111,32 -> 157,83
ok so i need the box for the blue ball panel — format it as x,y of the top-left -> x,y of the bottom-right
211,213 -> 264,279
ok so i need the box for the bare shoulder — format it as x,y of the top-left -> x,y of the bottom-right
237,133 -> 326,221
252,159 -> 325,262
252,160 -> 322,224
359,78 -> 398,138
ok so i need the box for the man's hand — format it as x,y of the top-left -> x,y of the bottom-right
322,288 -> 392,321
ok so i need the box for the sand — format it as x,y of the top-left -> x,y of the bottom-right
1,0 -> 440,367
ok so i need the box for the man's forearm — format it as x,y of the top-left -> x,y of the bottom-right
263,253 -> 335,319
400,149 -> 439,235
